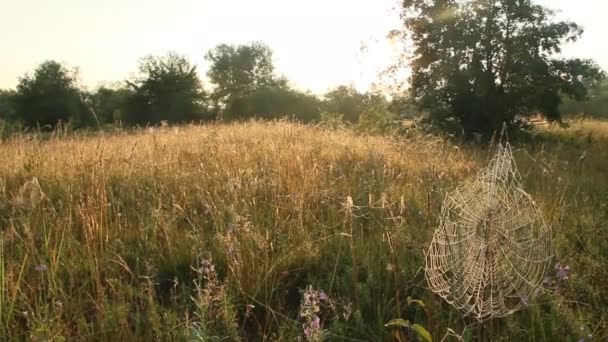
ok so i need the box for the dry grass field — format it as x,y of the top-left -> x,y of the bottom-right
0,119 -> 607,341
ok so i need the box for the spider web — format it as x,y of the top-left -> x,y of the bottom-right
425,143 -> 552,321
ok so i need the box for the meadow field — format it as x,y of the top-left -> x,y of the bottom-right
0,119 -> 606,341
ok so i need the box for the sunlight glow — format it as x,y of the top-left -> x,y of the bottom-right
0,0 -> 606,93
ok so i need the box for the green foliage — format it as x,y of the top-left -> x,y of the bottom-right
0,89 -> 16,121
322,85 -> 367,123
0,90 -> 21,139
356,93 -> 399,134
13,61 -> 86,128
124,52 -> 207,125
319,112 -> 347,130
412,324 -> 432,342
0,118 -> 23,140
87,85 -> 132,125
206,42 -> 287,110
400,0 -> 605,137
386,298 -> 433,342
560,79 -> 608,118
227,86 -> 321,122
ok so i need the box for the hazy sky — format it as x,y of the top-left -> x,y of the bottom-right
1,0 -> 606,94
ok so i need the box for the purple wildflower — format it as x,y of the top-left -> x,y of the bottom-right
35,264 -> 48,272
555,263 -> 571,281
299,285 -> 325,341
199,258 -> 215,275
303,326 -> 311,339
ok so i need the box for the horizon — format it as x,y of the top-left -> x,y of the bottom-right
1,0 -> 607,94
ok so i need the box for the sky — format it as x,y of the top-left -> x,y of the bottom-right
1,0 -> 607,94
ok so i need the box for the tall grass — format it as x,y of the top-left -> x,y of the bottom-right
0,119 -> 606,340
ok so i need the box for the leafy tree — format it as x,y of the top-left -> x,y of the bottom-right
0,89 -> 16,120
124,52 -> 207,125
87,86 -> 132,124
560,79 -> 608,118
322,85 -> 367,123
228,87 -> 321,122
400,0 -> 604,137
13,61 -> 85,128
0,89 -> 21,139
205,42 -> 287,113
357,93 -> 399,134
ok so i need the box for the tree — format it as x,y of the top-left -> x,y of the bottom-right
205,42 -> 287,113
560,79 -> 608,118
0,89 -> 16,120
228,87 -> 321,122
357,93 -> 399,134
13,61 -> 85,128
124,52 -> 207,125
87,85 -> 132,124
322,86 -> 367,123
400,0 -> 604,137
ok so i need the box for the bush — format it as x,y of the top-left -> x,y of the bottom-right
123,53 -> 208,125
357,108 -> 399,135
13,61 -> 86,128
226,87 -> 321,122
319,112 -> 347,130
0,118 -> 22,140
322,86 -> 366,123
560,80 -> 608,118
0,89 -> 16,121
356,93 -> 399,135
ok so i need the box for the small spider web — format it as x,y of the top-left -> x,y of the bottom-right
425,143 -> 552,321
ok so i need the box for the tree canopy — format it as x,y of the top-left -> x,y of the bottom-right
124,53 -> 207,125
228,86 -> 321,122
322,85 -> 367,123
0,89 -> 16,120
13,61 -> 85,128
205,42 -> 287,112
87,85 -> 132,125
400,0 -> 605,137
560,79 -> 608,118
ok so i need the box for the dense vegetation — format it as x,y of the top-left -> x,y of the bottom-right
398,0 -> 604,137
560,79 -> 608,118
1,0 -> 607,340
1,1 -> 606,138
0,119 -> 607,340
0,43 -> 388,133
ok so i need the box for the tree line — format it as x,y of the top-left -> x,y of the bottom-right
398,0 -> 605,137
1,0 -> 606,138
0,42 -> 400,132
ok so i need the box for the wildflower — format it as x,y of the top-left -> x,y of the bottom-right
299,285 -> 324,341
199,258 -> 215,275
35,264 -> 48,272
555,263 -> 571,281
386,263 -> 395,272
342,302 -> 352,320
304,327 -> 311,339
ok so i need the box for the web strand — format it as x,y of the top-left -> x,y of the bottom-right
425,143 -> 552,321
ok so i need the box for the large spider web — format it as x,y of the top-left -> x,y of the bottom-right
425,143 -> 552,321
